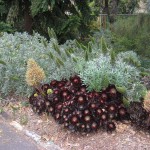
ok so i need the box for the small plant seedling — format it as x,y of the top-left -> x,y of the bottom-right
20,114 -> 28,125
0,107 -> 3,114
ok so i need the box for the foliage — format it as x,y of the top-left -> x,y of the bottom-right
111,14 -> 150,58
78,52 -> 146,102
0,22 -> 15,33
0,31 -> 147,102
117,0 -> 140,13
0,0 -> 97,43
0,32 -> 79,97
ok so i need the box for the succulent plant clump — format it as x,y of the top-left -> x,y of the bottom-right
128,101 -> 150,130
29,75 -> 130,133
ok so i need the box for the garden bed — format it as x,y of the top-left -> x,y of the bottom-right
1,96 -> 150,150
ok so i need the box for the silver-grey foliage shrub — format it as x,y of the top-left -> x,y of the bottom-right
0,32 -> 77,97
78,53 -> 146,102
0,32 -> 147,102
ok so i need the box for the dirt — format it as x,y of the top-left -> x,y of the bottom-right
1,96 -> 150,150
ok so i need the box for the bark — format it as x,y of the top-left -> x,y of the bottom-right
24,0 -> 33,34
109,0 -> 119,23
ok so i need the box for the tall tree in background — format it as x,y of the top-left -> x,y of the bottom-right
0,0 -> 142,41
31,0 -> 96,42
100,0 -> 140,23
0,0 -> 96,42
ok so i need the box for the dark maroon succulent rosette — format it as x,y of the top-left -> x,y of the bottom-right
50,80 -> 59,88
106,103 -> 117,113
91,121 -> 99,131
117,106 -> 128,119
47,106 -> 55,116
70,75 -> 82,87
79,85 -> 87,94
29,93 -> 37,106
106,121 -> 116,131
29,76 -> 131,133
74,94 -> 88,111
41,84 -> 51,93
60,88 -> 71,100
57,79 -> 67,89
106,84 -> 123,104
35,95 -> 47,114
68,84 -> 79,95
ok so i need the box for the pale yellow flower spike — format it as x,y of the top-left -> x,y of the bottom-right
25,58 -> 45,87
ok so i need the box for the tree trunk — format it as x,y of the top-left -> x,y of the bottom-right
103,0 -> 110,15
24,0 -> 33,34
109,0 -> 119,23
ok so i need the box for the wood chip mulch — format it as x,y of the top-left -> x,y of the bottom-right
1,97 -> 150,150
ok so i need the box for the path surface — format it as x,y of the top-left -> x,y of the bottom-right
0,119 -> 40,150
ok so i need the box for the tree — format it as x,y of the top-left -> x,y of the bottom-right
99,0 -> 140,23
0,0 -> 97,42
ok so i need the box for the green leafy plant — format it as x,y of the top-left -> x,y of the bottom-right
0,31 -> 79,97
0,30 -> 147,103
0,22 -> 15,33
78,52 -> 146,102
111,14 -> 150,58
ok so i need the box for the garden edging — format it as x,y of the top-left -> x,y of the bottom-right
0,111 -> 62,150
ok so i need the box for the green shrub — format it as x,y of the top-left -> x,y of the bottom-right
0,31 -> 147,102
0,22 -> 15,33
0,32 -> 78,97
79,52 -> 146,102
111,14 -> 150,58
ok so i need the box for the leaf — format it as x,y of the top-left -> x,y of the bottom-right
50,0 -> 56,10
122,97 -> 130,108
76,40 -> 81,49
89,35 -> 95,43
80,43 -> 87,51
56,57 -> 64,66
102,75 -> 109,88
116,86 -> 127,94
53,43 -> 61,55
48,28 -> 57,39
47,51 -> 54,60
72,57 -> 77,63
101,37 -> 107,55
55,59 -> 61,68
85,51 -> 89,61
68,48 -> 74,53
42,39 -> 48,48
110,50 -> 116,65
10,75 -> 19,81
65,49 -> 71,58
0,60 -> 6,65
88,43 -> 92,53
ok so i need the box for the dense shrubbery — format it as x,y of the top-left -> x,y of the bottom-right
0,32 -> 77,96
111,14 -> 150,58
0,22 -> 15,33
79,53 -> 146,102
0,31 -> 147,103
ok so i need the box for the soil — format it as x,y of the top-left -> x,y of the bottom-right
1,96 -> 150,150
